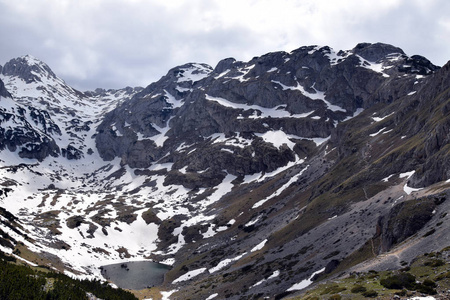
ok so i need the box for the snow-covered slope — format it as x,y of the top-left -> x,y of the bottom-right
0,44 -> 449,299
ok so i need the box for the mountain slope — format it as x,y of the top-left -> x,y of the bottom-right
0,44 -> 449,300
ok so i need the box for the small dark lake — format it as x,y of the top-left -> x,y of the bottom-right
100,261 -> 171,290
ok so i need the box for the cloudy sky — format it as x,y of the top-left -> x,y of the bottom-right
0,0 -> 449,91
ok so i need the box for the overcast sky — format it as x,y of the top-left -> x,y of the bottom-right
0,0 -> 449,91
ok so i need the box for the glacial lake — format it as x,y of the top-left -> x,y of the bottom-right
100,261 -> 171,290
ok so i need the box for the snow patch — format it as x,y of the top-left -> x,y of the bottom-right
253,165 -> 309,208
251,239 -> 267,252
205,94 -> 313,119
206,293 -> 219,300
208,252 -> 247,273
271,80 -> 346,112
372,112 -> 394,122
172,267 -> 207,283
176,64 -> 211,83
287,267 -> 325,291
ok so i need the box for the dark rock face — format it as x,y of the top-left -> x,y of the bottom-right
1,55 -> 57,84
352,42 -> 404,62
0,102 -> 60,161
94,43 -> 441,189
0,78 -> 10,98
378,199 -> 436,252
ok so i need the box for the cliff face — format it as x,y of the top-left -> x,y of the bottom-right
0,44 -> 449,300
0,78 -> 10,98
95,43 -> 442,186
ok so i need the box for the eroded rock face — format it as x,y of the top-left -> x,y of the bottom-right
378,199 -> 436,252
0,78 -> 10,98
1,55 -> 58,84
0,97 -> 60,161
95,43 -> 441,187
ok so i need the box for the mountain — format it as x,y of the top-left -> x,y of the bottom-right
0,43 -> 449,300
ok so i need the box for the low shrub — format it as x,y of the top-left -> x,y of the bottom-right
414,283 -> 437,295
361,290 -> 378,298
423,228 -> 436,237
350,285 -> 367,293
424,259 -> 445,267
435,271 -> 450,281
423,279 -> 437,288
395,289 -> 407,296
380,272 -> 416,289
320,284 -> 346,295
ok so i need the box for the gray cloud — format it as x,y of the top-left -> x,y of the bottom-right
0,0 -> 448,91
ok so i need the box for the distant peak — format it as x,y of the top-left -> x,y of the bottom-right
170,63 -> 213,83
352,42 -> 405,62
20,54 -> 45,66
2,55 -> 57,83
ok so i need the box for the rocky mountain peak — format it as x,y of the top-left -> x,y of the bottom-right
351,42 -> 405,62
171,62 -> 213,83
1,55 -> 58,84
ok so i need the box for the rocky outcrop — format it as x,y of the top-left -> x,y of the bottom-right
95,43 -> 440,186
0,78 -> 10,98
378,199 -> 436,252
0,100 -> 60,161
1,55 -> 58,84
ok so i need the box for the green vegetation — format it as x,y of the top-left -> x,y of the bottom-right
350,285 -> 366,293
292,247 -> 450,299
0,251 -> 137,300
320,284 -> 346,295
361,290 -> 378,298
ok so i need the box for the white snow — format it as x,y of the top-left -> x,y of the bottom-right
164,90 -> 183,108
372,112 -> 394,122
404,184 -> 423,195
325,49 -> 350,65
172,267 -> 207,283
343,108 -> 364,122
255,131 -> 329,150
400,171 -> 415,179
369,127 -> 386,137
208,252 -> 247,273
232,64 -> 255,82
356,55 -> 390,77
175,86 -> 192,93
243,157 -> 305,185
382,174 -> 395,182
205,94 -> 314,119
287,267 -> 325,291
176,64 -> 211,83
161,290 -> 178,300
399,171 -> 423,194
245,216 -> 262,227
214,69 -> 230,79
206,293 -> 219,300
251,270 -> 280,288
255,130 -> 295,150
251,239 -> 267,252
271,80 -> 346,112
252,165 -> 309,208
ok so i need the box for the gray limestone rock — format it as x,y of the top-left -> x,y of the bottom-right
2,55 -> 57,84
0,78 -> 10,98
